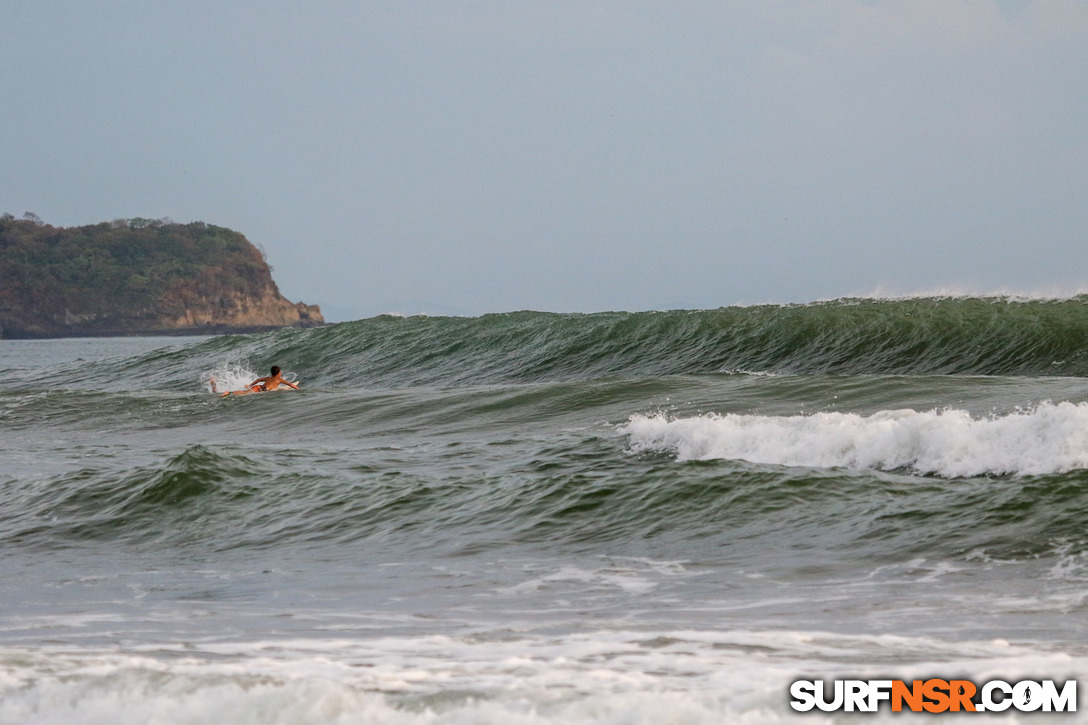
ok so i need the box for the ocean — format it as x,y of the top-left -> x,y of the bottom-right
2,296 -> 1087,723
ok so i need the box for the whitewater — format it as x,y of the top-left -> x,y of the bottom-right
3,297 -> 1088,723
624,402 -> 1088,477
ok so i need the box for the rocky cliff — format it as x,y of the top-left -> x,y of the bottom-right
0,215 -> 324,338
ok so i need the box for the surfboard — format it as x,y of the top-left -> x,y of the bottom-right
210,375 -> 299,397
219,386 -> 299,398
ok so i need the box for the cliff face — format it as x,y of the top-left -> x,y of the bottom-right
0,216 -> 324,338
165,290 -> 322,332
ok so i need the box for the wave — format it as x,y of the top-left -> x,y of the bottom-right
622,401 -> 1088,478
1,446 -> 268,548
10,295 -> 1088,392
11,419 -> 1088,564
280,296 -> 1088,385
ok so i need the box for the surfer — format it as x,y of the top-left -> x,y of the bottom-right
249,366 -> 299,392
218,366 -> 299,397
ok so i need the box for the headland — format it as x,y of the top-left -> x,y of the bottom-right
0,214 -> 323,338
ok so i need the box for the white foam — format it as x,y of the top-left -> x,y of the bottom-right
0,630 -> 1082,725
202,364 -> 259,395
493,559 -> 688,597
622,402 -> 1088,477
858,285 -> 1088,303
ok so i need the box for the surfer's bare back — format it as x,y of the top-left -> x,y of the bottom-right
217,366 -> 300,397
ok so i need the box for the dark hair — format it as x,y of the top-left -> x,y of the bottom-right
270,366 -> 281,376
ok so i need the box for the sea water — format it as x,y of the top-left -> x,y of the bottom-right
3,298 -> 1088,723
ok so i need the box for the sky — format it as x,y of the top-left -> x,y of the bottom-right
1,1 -> 1086,321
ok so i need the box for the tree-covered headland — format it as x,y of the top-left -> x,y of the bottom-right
0,213 -> 323,338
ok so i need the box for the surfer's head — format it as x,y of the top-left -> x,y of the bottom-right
270,366 -> 281,376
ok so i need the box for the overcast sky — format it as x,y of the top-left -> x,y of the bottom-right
2,1 -> 1086,320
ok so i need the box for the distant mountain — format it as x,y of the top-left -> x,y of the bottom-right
0,214 -> 323,338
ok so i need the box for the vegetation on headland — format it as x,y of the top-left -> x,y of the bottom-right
0,213 -> 323,338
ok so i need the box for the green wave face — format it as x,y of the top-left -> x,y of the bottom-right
276,296 -> 1088,384
34,296 -> 1079,392
361,296 -> 1088,379
292,298 -> 1082,384
10,295 -> 1088,392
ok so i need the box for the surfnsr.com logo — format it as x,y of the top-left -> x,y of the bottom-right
790,679 -> 1076,713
